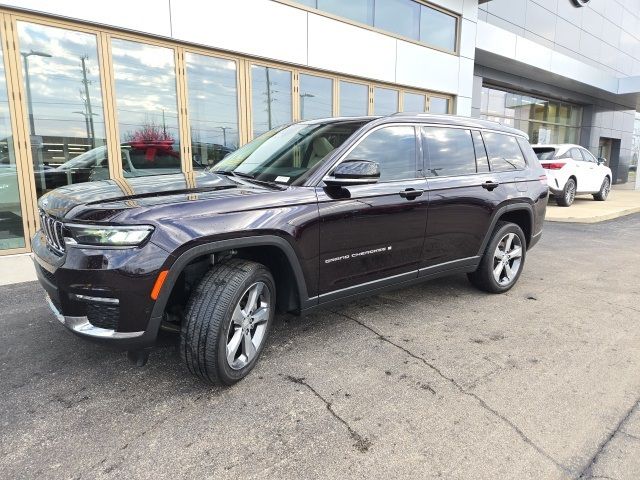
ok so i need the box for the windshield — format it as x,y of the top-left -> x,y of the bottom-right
533,147 -> 556,160
212,120 -> 368,185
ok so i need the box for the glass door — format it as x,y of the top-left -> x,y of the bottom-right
0,27 -> 27,251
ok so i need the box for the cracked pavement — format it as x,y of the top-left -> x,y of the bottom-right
1,214 -> 640,479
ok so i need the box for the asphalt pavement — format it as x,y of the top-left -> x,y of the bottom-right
1,215 -> 640,479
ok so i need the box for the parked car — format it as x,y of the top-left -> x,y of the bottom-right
33,114 -> 548,385
532,144 -> 612,206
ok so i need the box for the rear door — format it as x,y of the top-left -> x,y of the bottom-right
421,127 -> 497,269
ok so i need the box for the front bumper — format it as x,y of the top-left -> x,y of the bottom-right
44,294 -> 144,340
32,229 -> 170,349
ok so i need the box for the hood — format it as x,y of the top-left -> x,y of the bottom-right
38,171 -> 267,220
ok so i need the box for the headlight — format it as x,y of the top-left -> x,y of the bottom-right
66,224 -> 154,247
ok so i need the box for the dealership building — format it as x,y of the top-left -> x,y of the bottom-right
0,0 -> 639,257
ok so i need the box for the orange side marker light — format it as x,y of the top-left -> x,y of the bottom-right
150,270 -> 169,300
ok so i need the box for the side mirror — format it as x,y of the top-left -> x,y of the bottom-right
323,160 -> 380,187
597,157 -> 607,165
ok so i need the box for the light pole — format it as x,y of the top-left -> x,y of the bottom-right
299,93 -> 315,120
217,126 -> 231,147
73,110 -> 99,148
20,49 -> 52,135
79,55 -> 96,148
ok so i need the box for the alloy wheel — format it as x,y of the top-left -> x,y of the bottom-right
493,233 -> 523,286
602,178 -> 610,199
225,281 -> 270,370
565,181 -> 576,204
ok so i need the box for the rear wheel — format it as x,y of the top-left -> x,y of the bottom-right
555,178 -> 576,207
593,177 -> 610,201
181,259 -> 275,385
468,222 -> 526,293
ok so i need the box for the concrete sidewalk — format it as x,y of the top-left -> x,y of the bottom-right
545,189 -> 640,223
0,254 -> 36,286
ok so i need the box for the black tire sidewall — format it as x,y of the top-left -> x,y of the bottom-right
215,268 -> 275,385
484,223 -> 526,293
596,177 -> 610,201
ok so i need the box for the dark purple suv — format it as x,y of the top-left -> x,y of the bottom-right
33,114 -> 548,385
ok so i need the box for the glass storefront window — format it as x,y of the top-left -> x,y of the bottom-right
0,39 -> 25,250
185,53 -> 239,169
299,74 -> 333,120
17,22 -> 108,197
403,92 -> 426,112
374,87 -> 398,115
339,81 -> 368,116
374,0 -> 420,40
251,66 -> 292,138
317,0 -> 374,25
429,97 -> 450,114
295,0 -> 457,52
480,85 -> 582,145
112,39 -> 181,177
420,6 -> 456,52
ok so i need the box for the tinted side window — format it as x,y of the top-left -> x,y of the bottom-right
472,130 -> 490,173
570,148 -> 583,161
482,132 -> 526,172
581,148 -> 598,163
424,127 -> 476,177
345,125 -> 416,181
517,137 -> 539,166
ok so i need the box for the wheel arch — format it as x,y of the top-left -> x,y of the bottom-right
150,236 -> 313,320
478,204 -> 534,254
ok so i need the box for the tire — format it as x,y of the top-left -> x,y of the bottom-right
593,177 -> 611,201
555,178 -> 576,207
467,221 -> 526,294
181,258 -> 275,386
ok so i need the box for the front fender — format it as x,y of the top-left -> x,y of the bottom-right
150,235 -> 316,322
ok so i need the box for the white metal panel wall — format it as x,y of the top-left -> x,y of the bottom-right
307,13 -> 396,84
171,0 -> 309,66
0,0 -> 172,37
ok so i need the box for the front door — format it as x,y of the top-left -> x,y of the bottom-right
316,124 -> 428,297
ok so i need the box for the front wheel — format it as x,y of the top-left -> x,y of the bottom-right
181,259 -> 275,385
468,222 -> 526,294
593,177 -> 611,201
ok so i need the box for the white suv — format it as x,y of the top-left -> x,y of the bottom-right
532,144 -> 612,206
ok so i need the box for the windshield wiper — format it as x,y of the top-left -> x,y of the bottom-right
212,169 -> 285,189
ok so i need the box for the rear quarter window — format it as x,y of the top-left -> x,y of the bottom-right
517,137 -> 541,168
482,132 -> 527,172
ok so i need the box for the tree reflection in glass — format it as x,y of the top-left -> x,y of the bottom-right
111,39 -> 181,177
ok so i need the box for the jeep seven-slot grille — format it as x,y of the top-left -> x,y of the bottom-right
39,211 -> 66,254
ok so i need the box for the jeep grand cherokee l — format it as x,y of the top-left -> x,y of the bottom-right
33,114 -> 548,385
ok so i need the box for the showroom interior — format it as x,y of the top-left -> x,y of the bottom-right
0,0 -> 639,257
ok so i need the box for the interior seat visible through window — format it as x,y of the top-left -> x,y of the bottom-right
307,137 -> 335,168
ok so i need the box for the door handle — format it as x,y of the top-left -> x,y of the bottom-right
399,188 -> 424,199
482,180 -> 500,191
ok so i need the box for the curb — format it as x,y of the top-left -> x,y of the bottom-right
545,206 -> 640,224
